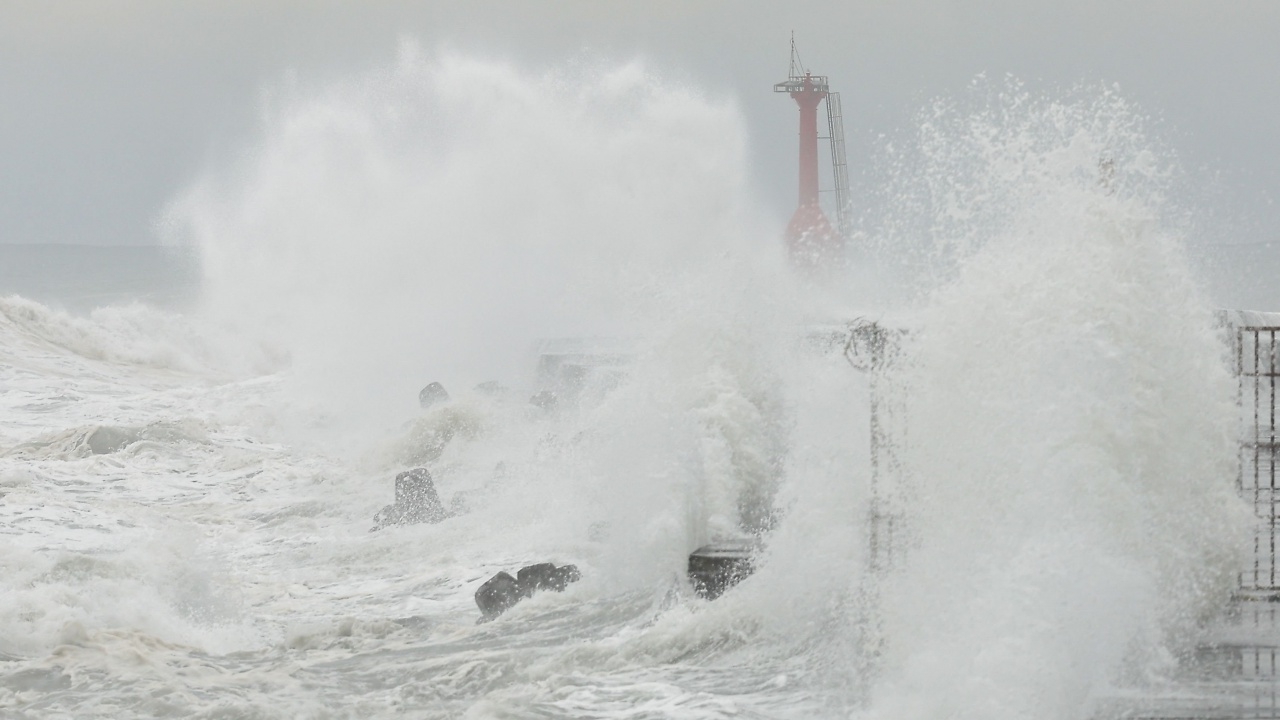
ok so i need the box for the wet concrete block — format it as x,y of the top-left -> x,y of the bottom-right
475,571 -> 522,620
371,468 -> 449,530
475,563 -> 582,621
516,563 -> 581,594
395,468 -> 444,517
688,542 -> 755,600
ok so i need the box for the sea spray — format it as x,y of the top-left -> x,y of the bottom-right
859,81 -> 1249,720
167,46 -> 777,447
0,294 -> 274,378
0,50 -> 1256,718
167,46 -> 813,601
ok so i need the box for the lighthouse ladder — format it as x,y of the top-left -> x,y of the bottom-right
826,91 -> 852,240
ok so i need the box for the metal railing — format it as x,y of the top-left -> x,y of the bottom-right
1238,325 -> 1280,599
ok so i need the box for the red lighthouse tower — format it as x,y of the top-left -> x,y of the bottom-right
774,40 -> 847,272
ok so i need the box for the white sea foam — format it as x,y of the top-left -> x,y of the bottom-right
0,294 -> 279,380
856,82 -> 1249,720
167,45 -> 780,445
0,57 -> 1252,719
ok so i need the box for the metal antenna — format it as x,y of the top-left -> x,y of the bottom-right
788,31 -> 808,79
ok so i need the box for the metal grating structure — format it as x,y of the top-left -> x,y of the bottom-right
1235,601 -> 1280,680
825,91 -> 853,241
1237,323 -> 1280,599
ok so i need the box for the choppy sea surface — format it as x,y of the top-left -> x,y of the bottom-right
0,245 -> 199,314
0,235 -> 1269,719
2,52 -> 1278,719
0,259 -> 868,719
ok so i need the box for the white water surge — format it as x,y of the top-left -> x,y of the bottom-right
860,84 -> 1249,720
0,54 -> 1250,719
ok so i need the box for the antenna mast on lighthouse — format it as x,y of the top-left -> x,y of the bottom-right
774,34 -> 850,272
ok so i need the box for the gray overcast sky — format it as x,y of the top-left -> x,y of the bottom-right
1,1 -> 1278,249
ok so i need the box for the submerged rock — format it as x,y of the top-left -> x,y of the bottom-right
475,562 -> 582,621
418,382 -> 450,409
371,468 -> 449,531
85,426 -> 143,455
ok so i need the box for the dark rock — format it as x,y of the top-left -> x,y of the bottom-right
517,562 -> 581,593
475,571 -> 522,620
688,542 -> 755,600
475,562 -> 582,620
418,382 -> 450,409
371,468 -> 449,531
515,563 -> 554,593
554,564 -> 581,590
518,562 -> 580,594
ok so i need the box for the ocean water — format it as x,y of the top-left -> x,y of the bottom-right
0,52 -> 1264,719
0,245 -> 199,315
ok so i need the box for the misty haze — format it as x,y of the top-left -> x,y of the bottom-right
1,3 -> 1278,719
